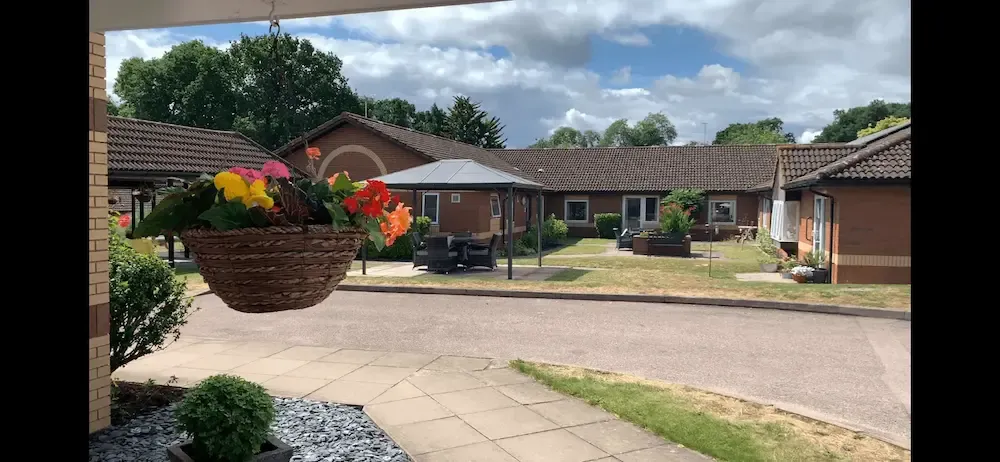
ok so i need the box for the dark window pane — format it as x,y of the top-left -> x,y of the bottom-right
710,201 -> 734,224
567,201 -> 587,221
644,197 -> 657,221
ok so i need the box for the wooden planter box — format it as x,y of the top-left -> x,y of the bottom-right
633,235 -> 692,257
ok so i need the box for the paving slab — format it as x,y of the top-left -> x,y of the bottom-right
269,345 -> 339,361
496,382 -> 566,405
371,352 -> 439,368
414,441 -> 518,462
369,381 -> 427,404
317,349 -> 387,364
284,361 -> 360,380
496,429 -> 608,462
178,353 -> 256,371
472,367 -> 536,386
306,380 -> 392,405
340,365 -> 418,384
226,342 -> 292,358
566,420 -> 666,455
459,406 -> 559,440
424,355 -> 493,372
407,370 -> 489,394
366,396 -> 454,427
528,399 -> 616,427
616,445 -> 714,461
432,387 -> 520,414
384,417 -> 488,455
260,376 -> 331,398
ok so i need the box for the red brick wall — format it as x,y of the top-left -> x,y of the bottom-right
828,186 -> 911,284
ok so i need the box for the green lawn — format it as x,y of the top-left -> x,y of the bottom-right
347,239 -> 911,310
512,361 -> 910,462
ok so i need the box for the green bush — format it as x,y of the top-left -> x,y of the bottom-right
499,239 -> 537,257
662,189 -> 706,218
363,232 -> 413,260
594,213 -> 621,238
175,375 -> 275,462
802,249 -> 825,267
658,203 -> 696,234
541,214 -> 568,247
413,216 -> 431,235
109,215 -> 193,373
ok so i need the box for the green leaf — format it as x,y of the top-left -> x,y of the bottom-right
247,207 -> 271,227
198,201 -> 253,231
198,173 -> 214,182
329,173 -> 355,193
362,217 -> 386,251
132,194 -> 186,238
310,181 -> 333,201
324,202 -> 349,230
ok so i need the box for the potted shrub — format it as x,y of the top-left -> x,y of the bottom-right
658,202 -> 696,244
170,374 -> 292,462
802,250 -> 828,283
757,255 -> 779,273
790,265 -> 814,283
132,154 -> 412,313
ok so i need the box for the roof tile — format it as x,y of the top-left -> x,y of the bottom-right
783,127 -> 911,188
491,145 -> 777,192
108,116 -> 279,175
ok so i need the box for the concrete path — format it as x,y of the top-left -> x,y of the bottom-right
116,339 -> 708,461
179,292 -> 912,446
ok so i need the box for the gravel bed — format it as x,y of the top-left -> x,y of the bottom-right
89,397 -> 410,462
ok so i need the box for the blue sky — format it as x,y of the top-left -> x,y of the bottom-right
105,0 -> 910,147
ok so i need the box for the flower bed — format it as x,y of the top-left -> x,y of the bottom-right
133,151 -> 412,312
91,383 -> 409,462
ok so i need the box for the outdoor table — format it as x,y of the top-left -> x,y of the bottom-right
448,236 -> 483,264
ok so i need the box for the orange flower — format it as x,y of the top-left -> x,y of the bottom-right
305,146 -> 321,160
381,203 -> 412,246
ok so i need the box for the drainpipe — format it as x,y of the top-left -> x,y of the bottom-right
809,188 -> 835,283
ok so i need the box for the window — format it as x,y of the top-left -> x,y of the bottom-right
422,193 -> 440,224
564,199 -> 589,223
451,193 -> 461,203
644,197 -> 658,222
490,195 -> 502,218
813,196 -> 827,255
709,200 -> 736,225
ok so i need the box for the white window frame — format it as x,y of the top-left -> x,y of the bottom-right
422,193 -> 440,224
813,196 -> 827,256
489,195 -> 502,218
708,200 -> 737,225
564,199 -> 590,224
450,193 -> 461,203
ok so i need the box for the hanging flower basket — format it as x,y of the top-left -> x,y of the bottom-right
132,151 -> 412,313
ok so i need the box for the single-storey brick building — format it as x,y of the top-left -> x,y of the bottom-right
754,122 -> 911,284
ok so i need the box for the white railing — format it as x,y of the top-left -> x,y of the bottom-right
769,200 -> 800,242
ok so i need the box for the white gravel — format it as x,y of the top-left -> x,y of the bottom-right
89,397 -> 410,462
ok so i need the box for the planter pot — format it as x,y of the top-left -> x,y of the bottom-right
780,272 -> 793,279
167,434 -> 293,462
659,232 -> 686,245
812,268 -> 829,283
181,225 -> 366,313
759,263 -> 778,273
792,274 -> 807,283
135,191 -> 153,203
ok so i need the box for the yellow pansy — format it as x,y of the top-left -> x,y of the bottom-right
214,172 -> 249,201
243,179 -> 274,209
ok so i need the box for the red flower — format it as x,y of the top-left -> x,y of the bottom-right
361,199 -> 383,217
344,197 -> 360,214
118,214 -> 131,228
305,146 -> 321,160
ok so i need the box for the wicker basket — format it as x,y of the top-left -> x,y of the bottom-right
181,225 -> 366,313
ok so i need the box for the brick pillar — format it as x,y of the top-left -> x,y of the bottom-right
88,32 -> 112,434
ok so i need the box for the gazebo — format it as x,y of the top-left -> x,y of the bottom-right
370,159 -> 546,280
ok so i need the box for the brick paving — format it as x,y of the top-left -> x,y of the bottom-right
115,337 -> 709,461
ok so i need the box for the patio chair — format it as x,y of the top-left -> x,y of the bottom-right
465,233 -> 501,270
453,231 -> 473,237
614,228 -> 634,250
426,235 -> 459,273
411,232 -> 428,269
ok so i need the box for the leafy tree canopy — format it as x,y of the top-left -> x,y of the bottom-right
812,99 -> 911,143
713,117 -> 796,145
531,112 -> 678,148
856,115 -> 910,138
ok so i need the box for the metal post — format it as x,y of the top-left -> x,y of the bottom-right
362,241 -> 367,275
537,191 -> 542,267
507,186 -> 514,280
167,232 -> 175,268
130,192 -> 136,234
707,223 -> 714,278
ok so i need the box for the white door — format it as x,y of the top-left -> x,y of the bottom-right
813,196 -> 827,264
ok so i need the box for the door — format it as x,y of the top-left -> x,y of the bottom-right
624,197 -> 642,230
813,196 -> 827,265
623,196 -> 660,230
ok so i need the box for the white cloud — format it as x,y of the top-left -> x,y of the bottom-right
799,129 -> 822,144
104,0 -> 910,147
603,32 -> 651,46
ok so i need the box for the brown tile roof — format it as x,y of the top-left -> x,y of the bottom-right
108,116 -> 284,176
108,187 -> 169,212
776,144 -> 858,185
784,126 -> 911,189
490,145 -> 777,192
274,112 -> 525,176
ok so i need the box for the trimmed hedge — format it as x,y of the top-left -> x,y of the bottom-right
594,213 -> 621,238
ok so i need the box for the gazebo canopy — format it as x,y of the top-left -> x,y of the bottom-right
371,159 -> 544,191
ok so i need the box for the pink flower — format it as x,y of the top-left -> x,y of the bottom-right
118,214 -> 131,228
261,160 -> 291,179
228,166 -> 265,184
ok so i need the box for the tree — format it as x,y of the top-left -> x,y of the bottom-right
598,112 -> 678,147
812,100 -> 911,143
365,97 -> 417,127
443,96 -> 507,148
600,119 -> 633,147
856,115 -> 910,138
530,127 -> 602,148
228,33 -> 362,149
107,100 -> 135,118
414,103 -> 448,136
114,35 -> 363,150
114,40 -> 238,130
713,117 -> 796,145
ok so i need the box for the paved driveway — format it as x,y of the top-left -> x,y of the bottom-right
181,292 -> 911,446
